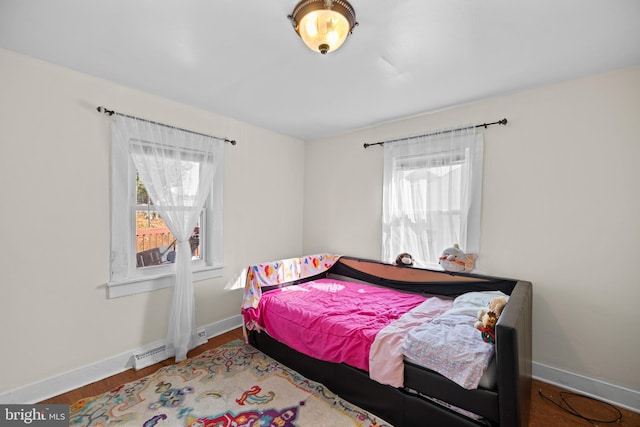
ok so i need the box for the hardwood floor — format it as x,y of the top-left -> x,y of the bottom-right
41,328 -> 639,426
531,380 -> 638,426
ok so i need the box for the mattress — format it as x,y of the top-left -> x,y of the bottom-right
244,278 -> 427,371
245,278 -> 506,391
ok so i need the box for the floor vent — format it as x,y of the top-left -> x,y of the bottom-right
132,328 -> 208,370
133,345 -> 168,370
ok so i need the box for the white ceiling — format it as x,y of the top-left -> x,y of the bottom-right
1,0 -> 639,140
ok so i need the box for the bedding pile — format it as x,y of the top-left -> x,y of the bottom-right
401,291 -> 508,389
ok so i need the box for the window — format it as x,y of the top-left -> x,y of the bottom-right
134,174 -> 203,268
109,122 -> 223,298
382,127 -> 483,268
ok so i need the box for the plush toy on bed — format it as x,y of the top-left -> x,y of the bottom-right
395,253 -> 414,267
438,244 -> 477,272
474,296 -> 508,343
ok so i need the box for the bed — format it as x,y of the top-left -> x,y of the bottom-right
241,255 -> 532,427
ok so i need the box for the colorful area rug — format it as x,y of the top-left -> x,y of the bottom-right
70,340 -> 392,426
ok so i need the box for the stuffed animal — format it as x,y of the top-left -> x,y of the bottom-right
474,296 -> 508,329
395,253 -> 414,267
476,313 -> 498,343
487,296 -> 508,318
474,296 -> 508,343
438,244 -> 477,272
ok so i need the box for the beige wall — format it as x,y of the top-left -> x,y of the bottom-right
0,48 -> 304,394
304,66 -> 640,392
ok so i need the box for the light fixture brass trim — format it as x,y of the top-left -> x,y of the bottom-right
288,0 -> 357,54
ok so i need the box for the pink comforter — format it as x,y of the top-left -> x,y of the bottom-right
244,278 -> 427,371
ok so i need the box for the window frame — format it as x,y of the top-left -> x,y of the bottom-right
108,134 -> 223,299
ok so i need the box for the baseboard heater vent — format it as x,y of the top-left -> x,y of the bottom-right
132,328 -> 208,370
133,345 -> 169,370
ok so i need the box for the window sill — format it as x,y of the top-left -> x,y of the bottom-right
107,265 -> 223,298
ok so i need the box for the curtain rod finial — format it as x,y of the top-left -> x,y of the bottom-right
97,106 -> 115,116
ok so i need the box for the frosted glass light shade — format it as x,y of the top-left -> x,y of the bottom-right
289,0 -> 357,55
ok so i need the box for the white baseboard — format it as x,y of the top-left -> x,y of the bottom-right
0,314 -> 243,404
533,361 -> 640,413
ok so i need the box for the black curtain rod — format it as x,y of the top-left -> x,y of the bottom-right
96,106 -> 237,145
363,118 -> 507,149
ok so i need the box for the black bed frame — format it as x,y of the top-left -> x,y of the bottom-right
248,256 -> 532,426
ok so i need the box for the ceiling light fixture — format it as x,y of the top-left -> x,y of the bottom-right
288,0 -> 357,55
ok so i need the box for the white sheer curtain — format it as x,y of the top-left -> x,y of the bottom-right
382,126 -> 483,268
113,115 -> 223,361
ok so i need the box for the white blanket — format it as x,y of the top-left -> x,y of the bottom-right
402,313 -> 495,389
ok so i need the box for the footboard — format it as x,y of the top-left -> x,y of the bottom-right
495,280 -> 532,426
